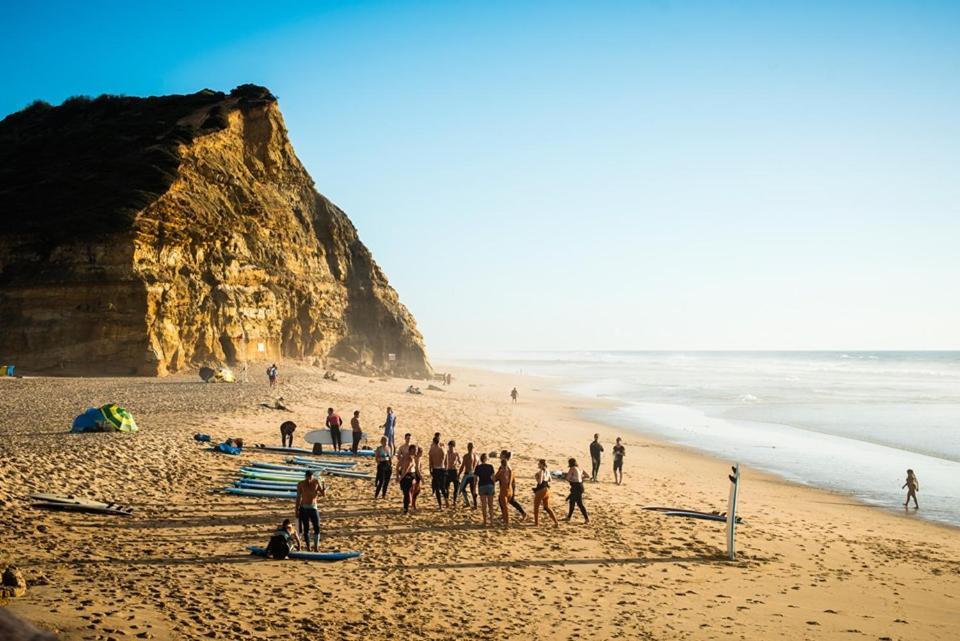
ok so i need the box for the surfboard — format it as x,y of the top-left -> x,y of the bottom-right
253,445 -> 317,455
224,487 -> 297,499
642,506 -> 742,523
28,493 -> 121,507
727,463 -> 741,561
288,457 -> 356,468
303,429 -> 367,446
662,511 -> 728,523
250,461 -> 349,473
235,483 -> 301,492
247,546 -> 361,562
32,501 -> 133,516
302,449 -> 376,458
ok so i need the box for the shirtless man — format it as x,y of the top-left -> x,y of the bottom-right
444,441 -> 461,510
396,440 -> 414,486
396,433 -> 414,479
398,443 -> 418,514
296,470 -> 325,552
457,442 -> 479,509
428,433 -> 446,510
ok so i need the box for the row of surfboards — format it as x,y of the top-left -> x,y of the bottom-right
225,455 -> 376,499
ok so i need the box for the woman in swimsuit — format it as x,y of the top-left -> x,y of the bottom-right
533,459 -> 559,527
475,453 -> 496,527
494,456 -> 514,528
564,458 -> 589,524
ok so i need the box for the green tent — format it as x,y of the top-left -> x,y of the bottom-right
99,403 -> 138,432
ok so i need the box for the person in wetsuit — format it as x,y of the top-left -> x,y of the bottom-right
296,470 -> 325,551
589,434 -> 604,482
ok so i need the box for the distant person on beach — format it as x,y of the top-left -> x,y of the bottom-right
326,408 -> 343,451
902,469 -> 920,508
564,458 -> 589,524
374,437 -> 393,499
267,363 -> 278,388
476,453 -> 496,527
265,518 -> 302,559
296,470 -> 325,552
501,450 -> 527,520
494,454 -> 515,527
511,387 -> 519,404
612,437 -> 625,485
279,420 -> 297,448
589,434 -> 604,482
350,410 -> 362,454
429,433 -> 447,509
444,441 -> 461,509
458,442 -> 479,508
383,407 -> 397,450
533,459 -> 559,527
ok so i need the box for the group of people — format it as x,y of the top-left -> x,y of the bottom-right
367,429 -> 615,528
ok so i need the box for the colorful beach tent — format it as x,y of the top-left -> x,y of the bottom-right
70,404 -> 138,433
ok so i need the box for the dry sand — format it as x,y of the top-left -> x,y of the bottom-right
0,364 -> 957,640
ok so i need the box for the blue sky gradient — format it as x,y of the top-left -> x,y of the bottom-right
4,1 -> 959,354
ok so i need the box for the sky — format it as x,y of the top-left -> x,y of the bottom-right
3,1 -> 959,356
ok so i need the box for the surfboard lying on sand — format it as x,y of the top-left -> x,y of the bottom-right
662,511 -> 729,523
247,546 -> 361,561
250,461 -> 352,472
642,506 -> 743,523
288,457 -> 356,468
241,467 -> 373,481
304,429 -> 368,446
224,487 -> 297,499
31,501 -> 133,516
253,445 -> 317,455
236,479 -> 301,489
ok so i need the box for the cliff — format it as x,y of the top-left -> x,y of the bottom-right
0,85 -> 432,377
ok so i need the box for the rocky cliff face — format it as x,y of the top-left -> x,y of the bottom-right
0,85 -> 431,377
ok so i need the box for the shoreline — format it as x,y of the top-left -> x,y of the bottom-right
2,364 -> 958,640
441,360 -> 960,531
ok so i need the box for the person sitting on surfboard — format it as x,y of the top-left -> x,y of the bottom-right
265,518 -> 302,559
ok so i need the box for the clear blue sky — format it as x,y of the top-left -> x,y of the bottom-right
4,1 -> 959,355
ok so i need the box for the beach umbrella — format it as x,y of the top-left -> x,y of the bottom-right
99,403 -> 138,432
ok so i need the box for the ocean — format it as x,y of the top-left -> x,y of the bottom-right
454,351 -> 960,527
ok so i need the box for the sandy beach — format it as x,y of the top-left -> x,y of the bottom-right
1,364 -> 958,640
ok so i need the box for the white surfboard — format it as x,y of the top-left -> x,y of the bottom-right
304,429 -> 367,446
726,463 -> 740,561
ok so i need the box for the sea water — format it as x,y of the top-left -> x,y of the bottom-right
455,351 -> 960,527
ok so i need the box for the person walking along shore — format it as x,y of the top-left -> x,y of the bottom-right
564,458 -> 589,524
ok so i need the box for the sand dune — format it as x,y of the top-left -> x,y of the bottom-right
1,365 -> 957,640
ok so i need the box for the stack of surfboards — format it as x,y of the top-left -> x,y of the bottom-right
226,459 -> 374,499
29,493 -> 133,516
253,442 -> 376,458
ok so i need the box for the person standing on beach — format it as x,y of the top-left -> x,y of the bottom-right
533,459 -> 559,527
266,363 -> 278,388
458,442 -> 479,508
494,455 -> 515,527
374,437 -> 393,499
444,441 -> 461,509
612,437 -> 625,485
510,387 -> 519,404
279,420 -> 296,448
902,469 -> 920,508
326,408 -> 343,451
500,450 -> 527,520
589,434 -> 604,482
383,407 -> 397,450
475,453 -> 496,527
397,433 -> 413,459
564,458 -> 589,524
398,442 -> 417,514
350,410 -> 362,454
429,433 -> 446,509
411,446 -> 424,510
296,470 -> 325,552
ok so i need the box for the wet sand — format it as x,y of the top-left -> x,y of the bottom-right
1,364 -> 957,640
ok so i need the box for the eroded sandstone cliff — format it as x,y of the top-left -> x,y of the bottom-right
0,85 -> 431,377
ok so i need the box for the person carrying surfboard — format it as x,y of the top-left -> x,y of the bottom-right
296,470 -> 325,552
326,408 -> 343,451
